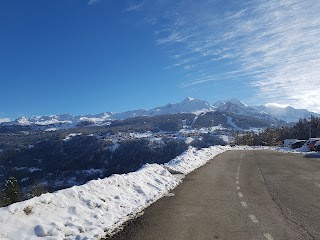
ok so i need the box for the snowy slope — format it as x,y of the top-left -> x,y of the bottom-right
224,115 -> 245,131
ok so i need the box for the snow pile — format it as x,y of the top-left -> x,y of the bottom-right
165,146 -> 231,174
0,164 -> 179,240
63,133 -> 82,141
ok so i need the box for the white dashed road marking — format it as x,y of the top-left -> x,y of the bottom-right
241,201 -> 247,207
263,233 -> 274,240
237,154 -> 271,239
249,214 -> 259,223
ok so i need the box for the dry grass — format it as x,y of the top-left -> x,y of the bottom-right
23,206 -> 33,215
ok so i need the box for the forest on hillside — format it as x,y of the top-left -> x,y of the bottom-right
235,116 -> 320,146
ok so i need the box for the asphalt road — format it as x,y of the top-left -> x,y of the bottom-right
106,150 -> 320,240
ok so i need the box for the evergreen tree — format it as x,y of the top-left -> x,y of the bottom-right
2,177 -> 21,206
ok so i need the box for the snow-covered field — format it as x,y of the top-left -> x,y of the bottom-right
0,145 -> 307,240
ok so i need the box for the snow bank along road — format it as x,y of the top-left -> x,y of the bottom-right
0,146 -> 231,240
108,150 -> 320,240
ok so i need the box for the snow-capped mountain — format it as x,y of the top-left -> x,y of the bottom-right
254,104 -> 320,123
213,98 -> 246,108
10,113 -> 113,128
212,99 -> 320,123
2,97 -> 214,129
2,97 -> 318,130
108,97 -> 214,120
213,99 -> 276,121
147,97 -> 214,116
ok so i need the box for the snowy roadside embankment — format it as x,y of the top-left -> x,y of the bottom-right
164,146 -> 232,174
0,164 -> 179,240
163,145 -> 281,175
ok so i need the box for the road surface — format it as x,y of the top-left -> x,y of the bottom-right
106,150 -> 320,240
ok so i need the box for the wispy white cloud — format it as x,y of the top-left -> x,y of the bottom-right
88,0 -> 100,5
265,103 -> 290,108
126,0 -> 320,112
124,2 -> 143,12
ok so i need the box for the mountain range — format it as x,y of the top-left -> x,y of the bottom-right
1,97 -> 319,130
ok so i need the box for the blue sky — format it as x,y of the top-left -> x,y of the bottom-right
1,0 -> 320,121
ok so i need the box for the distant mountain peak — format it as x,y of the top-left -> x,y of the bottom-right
155,97 -> 214,115
212,100 -> 225,108
225,98 -> 246,107
213,98 -> 246,108
254,104 -> 320,122
183,96 -> 195,102
181,97 -> 208,104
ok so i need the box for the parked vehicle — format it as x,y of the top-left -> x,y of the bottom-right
283,139 -> 307,149
306,138 -> 320,151
291,140 -> 306,149
300,138 -> 320,151
314,140 -> 320,152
